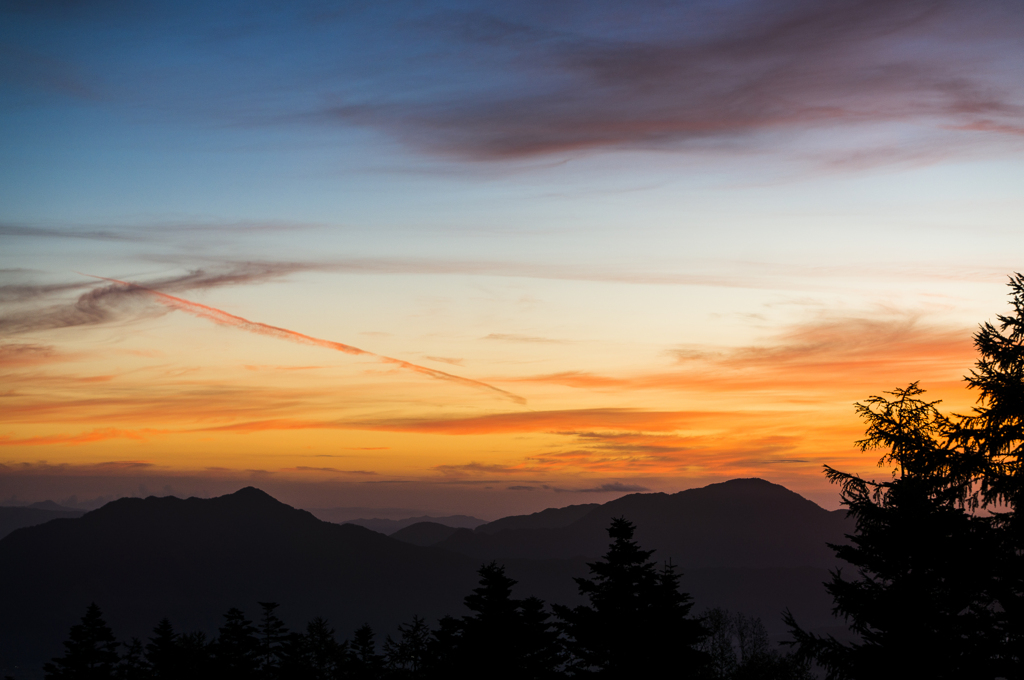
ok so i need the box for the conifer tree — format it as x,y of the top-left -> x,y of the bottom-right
212,608 -> 259,680
383,616 -> 431,677
44,603 -> 120,680
114,639 -> 147,680
176,631 -> 211,679
554,517 -> 707,678
459,562 -> 563,679
785,385 -> 999,679
257,602 -> 290,678
350,624 -> 383,680
145,618 -> 179,679
282,617 -> 346,680
954,272 -> 1024,676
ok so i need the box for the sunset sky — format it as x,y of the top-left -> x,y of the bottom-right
2,0 -> 1022,517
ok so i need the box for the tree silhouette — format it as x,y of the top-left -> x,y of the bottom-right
257,602 -> 290,678
349,624 -> 383,679
953,272 -> 1024,676
383,616 -> 431,677
554,517 -> 708,678
212,608 -> 259,680
785,384 -> 1000,679
114,639 -> 146,680
44,603 -> 120,680
702,608 -> 811,680
445,562 -> 563,680
145,618 -> 178,679
282,616 -> 346,680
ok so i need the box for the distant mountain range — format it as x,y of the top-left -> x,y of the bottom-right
0,504 -> 84,541
0,479 -> 852,674
332,514 -> 487,535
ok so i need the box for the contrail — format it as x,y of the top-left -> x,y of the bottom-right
86,275 -> 526,405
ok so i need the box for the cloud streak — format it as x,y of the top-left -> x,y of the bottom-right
325,0 -> 1024,162
90,275 -> 526,405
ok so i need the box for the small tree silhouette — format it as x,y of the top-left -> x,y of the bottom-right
349,624 -> 384,679
256,601 -> 289,678
554,517 -> 708,678
212,608 -> 259,680
114,639 -> 146,680
383,615 -> 431,677
144,618 -> 178,679
44,603 -> 120,680
282,616 -> 346,680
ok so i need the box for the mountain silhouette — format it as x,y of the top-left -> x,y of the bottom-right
474,502 -> 601,534
0,504 -> 84,540
435,479 -> 851,641
338,514 -> 486,534
0,487 -> 481,670
390,521 -> 461,546
440,479 -> 850,568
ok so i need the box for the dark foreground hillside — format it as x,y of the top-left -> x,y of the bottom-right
0,488 -> 480,672
0,480 -> 851,674
437,478 -> 850,568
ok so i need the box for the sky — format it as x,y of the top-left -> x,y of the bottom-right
1,0 -> 1022,518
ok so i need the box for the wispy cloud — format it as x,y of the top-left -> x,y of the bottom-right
576,482 -> 649,493
482,333 -> 565,343
92,275 -> 526,404
0,264 -> 307,334
326,0 -> 1024,163
7,1 -> 1019,166
280,466 -> 378,475
0,428 -> 169,447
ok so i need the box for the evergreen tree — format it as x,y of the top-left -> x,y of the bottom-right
114,639 -> 147,680
954,272 -> 1024,677
176,631 -> 212,680
145,618 -> 179,679
212,608 -> 259,680
554,517 -> 707,678
452,562 -> 563,680
383,616 -> 431,677
425,615 -> 463,677
281,616 -> 345,680
516,596 -> 564,679
44,603 -> 121,680
257,602 -> 290,678
785,385 -> 999,679
349,624 -> 383,680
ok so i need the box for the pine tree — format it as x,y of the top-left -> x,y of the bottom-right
554,517 -> 708,678
212,608 -> 259,680
785,385 -> 1000,679
256,602 -> 290,679
349,624 -> 383,680
114,639 -> 147,680
459,562 -> 563,679
44,603 -> 120,680
145,618 -> 179,679
383,616 -> 431,677
177,631 -> 211,679
955,272 -> 1024,677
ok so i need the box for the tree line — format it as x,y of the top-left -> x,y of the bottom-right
40,517 -> 811,680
